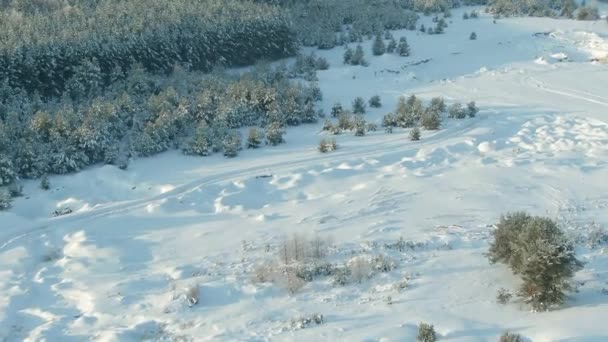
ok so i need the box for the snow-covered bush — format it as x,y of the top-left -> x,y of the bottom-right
410,127 -> 421,141
265,122 -> 285,146
470,32 -> 477,40
331,103 -> 344,118
372,254 -> 398,273
417,322 -> 437,342
332,267 -> 352,286
577,6 -> 599,20
222,131 -> 242,158
353,116 -> 367,136
587,225 -> 608,248
349,256 -> 372,283
247,128 -> 263,149
488,212 -> 583,311
0,158 -> 16,186
398,37 -> 411,57
318,138 -> 338,153
467,101 -> 479,117
366,123 -> 378,132
289,314 -> 324,330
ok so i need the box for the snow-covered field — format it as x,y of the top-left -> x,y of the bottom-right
2,7 -> 608,342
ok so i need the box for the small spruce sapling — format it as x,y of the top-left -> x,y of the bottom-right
352,97 -> 367,114
369,95 -> 382,108
409,127 -> 421,141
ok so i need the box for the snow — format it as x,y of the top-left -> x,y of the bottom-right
1,7 -> 608,341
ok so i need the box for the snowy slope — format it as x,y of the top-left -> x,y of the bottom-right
1,7 -> 608,342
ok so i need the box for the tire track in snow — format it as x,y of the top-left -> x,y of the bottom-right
0,117 -> 482,252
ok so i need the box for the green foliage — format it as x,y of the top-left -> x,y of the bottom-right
369,95 -> 382,108
318,138 -> 337,153
247,128 -> 263,149
352,97 -> 367,114
398,37 -> 411,57
372,34 -> 386,56
499,332 -> 524,342
488,213 -> 583,311
409,127 -> 421,141
0,188 -> 11,210
417,322 -> 437,342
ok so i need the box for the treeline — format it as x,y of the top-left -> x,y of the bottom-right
0,0 -> 297,99
487,0 -> 579,17
0,63 -> 321,183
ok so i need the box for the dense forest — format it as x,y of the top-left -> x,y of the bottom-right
0,0 -> 600,205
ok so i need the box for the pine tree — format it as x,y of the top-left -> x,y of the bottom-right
421,108 -> 442,130
353,116 -> 366,136
222,131 -> 242,158
40,175 -> 50,190
331,103 -> 344,118
409,127 -> 421,141
369,95 -> 382,108
247,128 -> 262,149
387,37 -> 397,53
470,32 -> 477,40
265,121 -> 285,146
398,37 -> 411,57
0,158 -> 16,186
343,47 -> 354,64
372,34 -> 386,56
0,188 -> 11,210
463,12 -> 469,19
352,45 -> 367,66
467,101 -> 479,117
352,97 -> 367,114
420,24 -> 426,33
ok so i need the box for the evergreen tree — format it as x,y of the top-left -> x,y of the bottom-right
421,108 -> 442,130
353,116 -> 366,136
0,188 -> 11,211
352,97 -> 367,114
387,37 -> 397,53
40,175 -> 51,190
265,121 -> 285,146
398,37 -> 411,57
463,12 -> 470,19
0,158 -> 16,186
352,45 -> 367,66
409,127 -> 421,141
420,24 -> 426,33
343,47 -> 354,64
247,128 -> 262,149
467,101 -> 479,117
372,34 -> 386,56
222,131 -> 242,158
331,103 -> 344,118
369,95 -> 382,108
470,32 -> 477,40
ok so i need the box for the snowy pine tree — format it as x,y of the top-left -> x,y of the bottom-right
398,37 -> 411,57
372,34 -> 386,56
247,128 -> 262,149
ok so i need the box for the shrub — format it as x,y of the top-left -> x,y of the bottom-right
8,181 -> 23,197
332,267 -> 351,286
372,254 -> 397,272
410,127 -> 421,141
344,47 -> 354,64
448,102 -> 467,119
247,128 -> 263,149
349,256 -> 372,283
352,97 -> 367,114
318,138 -> 338,153
290,314 -> 324,330
337,112 -> 354,131
417,322 -> 437,342
331,103 -> 344,118
40,175 -> 50,190
470,32 -> 477,40
496,288 -> 513,304
372,34 -> 386,56
0,158 -> 16,186
499,332 -> 524,342
353,116 -> 366,136
0,188 -> 11,210
366,123 -> 378,132
488,212 -> 583,311
266,122 -> 285,146
315,57 -> 330,70
421,108 -> 441,130
398,37 -> 411,57
369,95 -> 382,108
387,37 -> 397,53
222,131 -> 242,158
467,101 -> 479,117
577,6 -> 600,20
